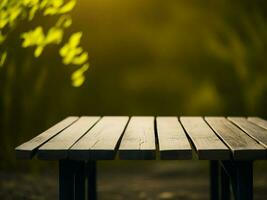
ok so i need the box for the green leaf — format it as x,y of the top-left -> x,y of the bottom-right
43,0 -> 76,15
72,52 -> 88,65
59,32 -> 84,65
45,27 -> 63,44
0,32 -> 6,44
21,25 -> 64,58
62,48 -> 79,64
52,0 -> 64,8
72,75 -> 85,87
59,0 -> 76,14
71,63 -> 89,87
40,0 -> 50,9
63,17 -> 72,28
0,11 -> 9,28
69,32 -> 82,48
9,5 -> 22,22
21,26 -> 45,47
29,5 -> 39,20
56,15 -> 72,28
44,7 -> 58,15
0,51 -> 7,67
59,32 -> 83,57
34,46 -> 44,57
59,44 -> 69,57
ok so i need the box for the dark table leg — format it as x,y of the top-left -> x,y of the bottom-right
219,163 -> 230,200
232,161 -> 253,200
86,161 -> 97,200
59,160 -> 87,200
210,160 -> 219,200
221,161 -> 253,200
75,161 -> 86,200
59,160 -> 75,200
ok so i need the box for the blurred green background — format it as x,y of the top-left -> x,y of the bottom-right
1,0 -> 267,170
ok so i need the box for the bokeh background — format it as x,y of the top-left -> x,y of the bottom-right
1,0 -> 267,199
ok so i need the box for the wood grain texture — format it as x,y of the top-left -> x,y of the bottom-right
69,116 -> 129,160
180,117 -> 230,160
228,117 -> 267,148
15,117 -> 79,159
16,116 -> 267,161
205,117 -> 266,160
248,117 -> 267,130
37,116 -> 100,160
119,116 -> 156,160
156,117 -> 192,159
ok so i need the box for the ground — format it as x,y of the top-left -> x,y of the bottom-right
1,161 -> 267,200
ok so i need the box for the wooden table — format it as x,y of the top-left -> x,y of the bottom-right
15,116 -> 267,200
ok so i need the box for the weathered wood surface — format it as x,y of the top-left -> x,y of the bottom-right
69,116 -> 129,160
119,117 -> 156,159
15,117 -> 79,159
205,117 -> 266,160
156,117 -> 192,159
15,116 -> 267,160
37,117 -> 100,159
228,117 -> 267,148
248,117 -> 267,130
180,117 -> 230,160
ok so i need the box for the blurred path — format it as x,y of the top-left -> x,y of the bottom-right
1,161 -> 266,200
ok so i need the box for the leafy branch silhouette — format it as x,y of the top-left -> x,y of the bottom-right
0,0 -> 89,87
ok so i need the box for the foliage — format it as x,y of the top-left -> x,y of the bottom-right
0,0 -> 89,87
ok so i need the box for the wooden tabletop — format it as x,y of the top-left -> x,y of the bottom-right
15,116 -> 267,160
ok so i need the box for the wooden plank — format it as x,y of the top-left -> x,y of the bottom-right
156,117 -> 192,159
180,117 -> 230,160
205,117 -> 266,160
228,117 -> 267,148
15,116 -> 79,159
69,116 -> 129,160
119,116 -> 156,160
247,117 -> 267,130
37,116 -> 100,160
